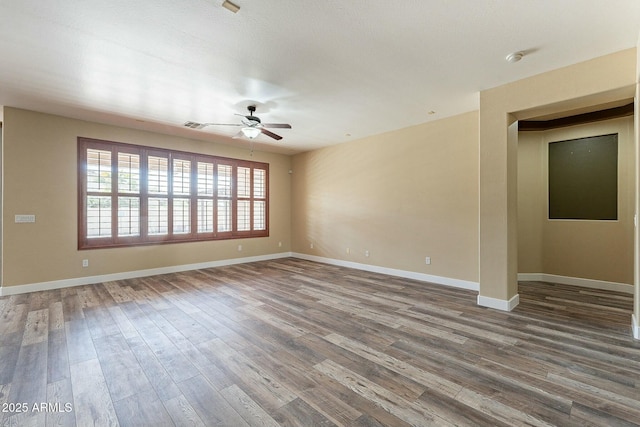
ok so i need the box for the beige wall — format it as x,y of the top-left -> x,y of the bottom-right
1,107 -> 292,287
291,111 -> 479,283
518,117 -> 635,285
517,131 -> 545,273
480,48 -> 637,302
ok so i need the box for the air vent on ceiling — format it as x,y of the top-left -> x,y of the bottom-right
183,121 -> 206,129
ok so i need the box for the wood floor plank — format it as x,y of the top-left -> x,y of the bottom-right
4,342 -> 48,427
0,299 -> 27,335
83,306 -> 120,339
64,319 -> 97,365
22,309 -> 49,346
102,281 -> 134,304
546,372 -> 640,424
69,358 -> 119,427
112,390 -> 173,427
324,332 -> 462,399
299,383 -> 363,426
118,301 -> 156,332
47,328 -> 69,384
128,340 -> 182,402
48,301 -> 64,331
0,332 -> 23,385
138,324 -> 201,383
46,379 -> 76,427
220,384 -> 281,427
176,375 -> 251,426
95,349 -> 155,402
1,258 -> 639,427
569,401 -> 640,427
61,290 -> 84,322
162,394 -> 206,427
455,387 -> 557,427
195,361 -> 238,392
238,304 -> 311,338
388,339 -> 580,425
272,397 -> 338,427
314,358 -> 456,427
106,306 -> 140,340
200,338 -> 297,411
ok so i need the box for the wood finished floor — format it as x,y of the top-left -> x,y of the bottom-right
1,258 -> 639,426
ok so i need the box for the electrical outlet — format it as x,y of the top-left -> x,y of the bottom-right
278,241 -> 282,247
425,256 -> 431,265
238,244 -> 242,251
310,243 -> 314,249
346,247 -> 350,254
365,250 -> 370,257
82,259 -> 89,268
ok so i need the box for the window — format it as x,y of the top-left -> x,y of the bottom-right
78,138 -> 269,249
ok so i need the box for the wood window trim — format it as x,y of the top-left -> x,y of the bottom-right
78,137 -> 269,250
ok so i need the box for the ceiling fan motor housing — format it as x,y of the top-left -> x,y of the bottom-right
246,105 -> 260,124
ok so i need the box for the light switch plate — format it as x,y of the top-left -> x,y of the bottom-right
15,214 -> 36,223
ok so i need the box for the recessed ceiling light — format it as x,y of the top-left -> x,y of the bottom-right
506,51 -> 524,63
222,0 -> 240,13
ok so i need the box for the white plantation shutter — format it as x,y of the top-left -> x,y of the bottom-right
217,200 -> 232,232
118,153 -> 140,193
80,138 -> 269,248
253,168 -> 266,199
118,197 -> 140,236
173,158 -> 190,195
148,198 -> 168,235
197,162 -> 215,233
173,198 -> 190,234
217,164 -> 233,233
148,156 -> 169,194
237,200 -> 251,231
117,152 -> 140,237
253,168 -> 266,230
87,196 -> 111,238
237,167 -> 251,198
197,199 -> 214,233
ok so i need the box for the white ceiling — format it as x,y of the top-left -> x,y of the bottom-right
1,1 -> 639,154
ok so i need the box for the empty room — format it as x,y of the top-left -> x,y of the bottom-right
1,1 -> 640,426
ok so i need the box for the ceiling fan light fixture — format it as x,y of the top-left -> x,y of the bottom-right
242,127 -> 261,139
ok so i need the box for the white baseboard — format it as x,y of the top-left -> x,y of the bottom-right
633,314 -> 640,340
477,293 -> 520,312
0,252 -> 293,296
518,273 -> 633,294
291,252 -> 479,291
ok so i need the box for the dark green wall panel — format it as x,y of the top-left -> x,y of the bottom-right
548,134 -> 618,220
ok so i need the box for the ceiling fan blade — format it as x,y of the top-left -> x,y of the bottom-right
260,128 -> 283,140
231,131 -> 244,139
261,123 -> 292,129
184,121 -> 245,129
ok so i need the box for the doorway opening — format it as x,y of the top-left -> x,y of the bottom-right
516,101 -> 635,331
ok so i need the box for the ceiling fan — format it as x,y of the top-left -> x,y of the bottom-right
184,105 -> 292,140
